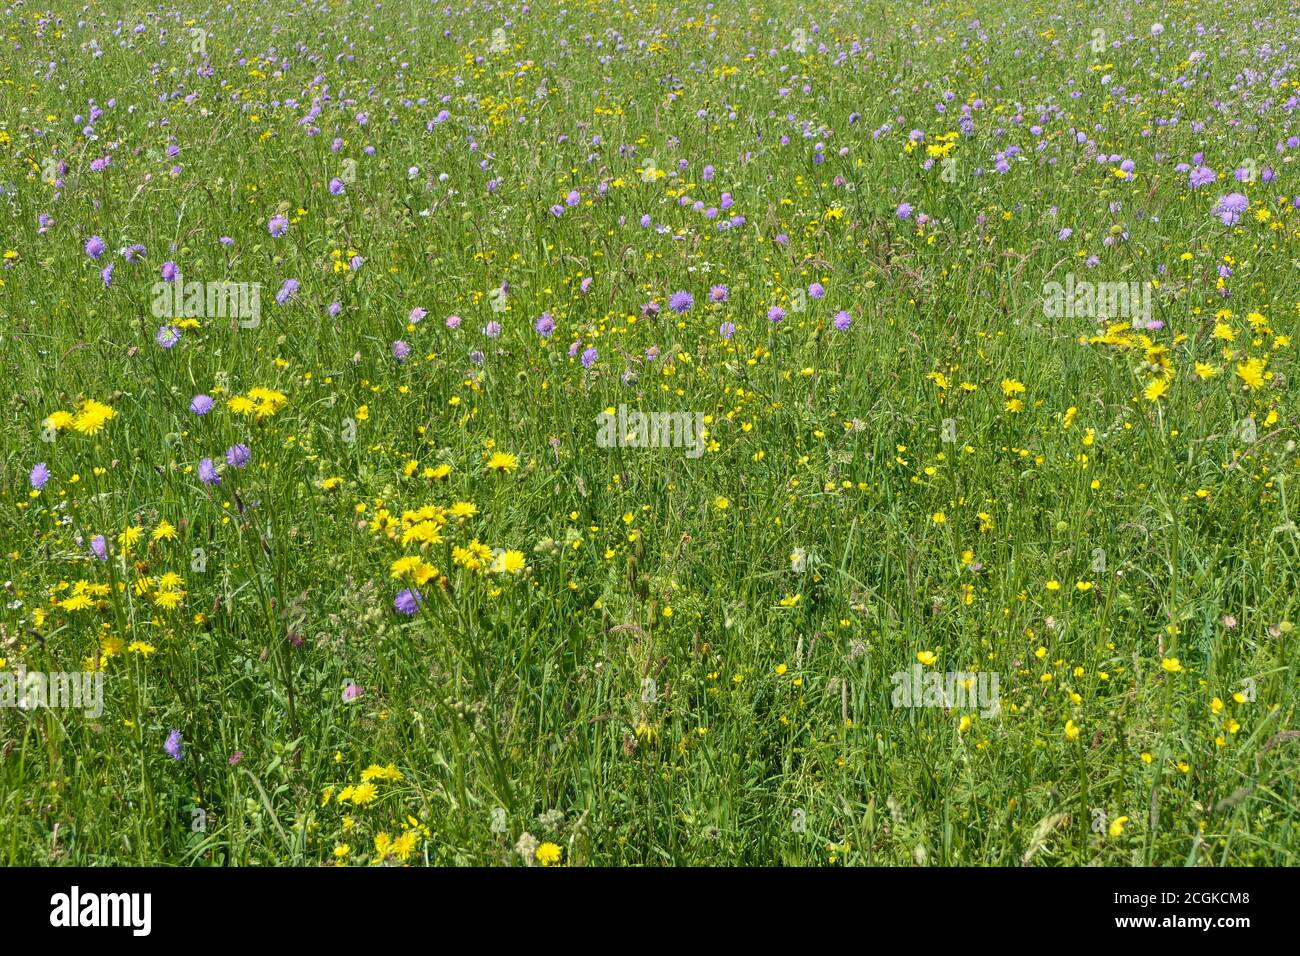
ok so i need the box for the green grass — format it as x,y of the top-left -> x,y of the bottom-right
1,0 -> 1298,865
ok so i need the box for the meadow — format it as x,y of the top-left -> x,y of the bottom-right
1,0 -> 1298,866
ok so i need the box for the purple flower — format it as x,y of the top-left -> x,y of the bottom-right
395,588 -> 423,616
155,325 -> 181,349
535,313 -> 555,337
91,535 -> 108,560
190,394 -> 214,415
329,177 -> 345,195
565,189 -> 580,207
84,236 -> 105,260
484,321 -> 501,338
809,282 -> 825,299
409,307 -> 427,324
768,306 -> 786,323
719,321 -> 735,340
198,458 -> 221,485
225,444 -> 251,469
164,729 -> 184,761
275,278 -> 299,304
392,340 -> 411,362
268,215 -> 289,237
668,290 -> 694,313
100,263 -> 114,287
29,462 -> 50,490
833,310 -> 852,331
895,202 -> 913,220
1189,166 -> 1216,189
1214,192 -> 1249,225
709,284 -> 729,303
581,346 -> 598,368
446,314 -> 462,329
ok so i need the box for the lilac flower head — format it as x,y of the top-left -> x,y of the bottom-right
535,313 -> 555,337
190,394 -> 214,416
392,340 -> 411,362
84,236 -> 106,260
29,462 -> 50,490
581,346 -> 598,368
1214,192 -> 1249,225
225,444 -> 251,469
834,310 -> 853,331
395,588 -> 423,616
198,458 -> 221,485
268,215 -> 289,237
91,535 -> 108,560
164,730 -> 184,760
768,305 -> 786,323
155,325 -> 181,349
668,290 -> 694,314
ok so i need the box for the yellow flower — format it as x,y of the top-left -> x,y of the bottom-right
1160,657 -> 1183,674
349,782 -> 378,806
1108,815 -> 1130,838
486,451 -> 519,473
491,549 -> 526,575
151,520 -> 178,542
916,650 -> 938,667
535,842 -> 562,867
1235,357 -> 1267,390
1064,719 -> 1081,741
1143,377 -> 1168,402
714,496 -> 730,510
71,399 -> 116,435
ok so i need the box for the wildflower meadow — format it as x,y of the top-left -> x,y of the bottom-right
1,0 -> 1299,868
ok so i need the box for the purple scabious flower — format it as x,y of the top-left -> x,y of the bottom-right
581,346 -> 598,368
668,290 -> 694,313
161,261 -> 179,282
484,321 -> 501,338
833,310 -> 853,331
809,282 -> 826,299
225,444 -> 251,469
329,177 -> 345,195
1214,192 -> 1248,225
29,462 -> 50,490
895,202 -> 913,220
445,314 -> 462,329
190,394 -> 214,415
395,588 -> 423,615
392,340 -> 411,361
768,306 -> 786,323
155,325 -> 181,349
198,458 -> 220,485
84,235 -> 105,260
565,189 -> 581,207
268,215 -> 289,237
1188,166 -> 1216,189
100,263 -> 114,287
409,307 -> 427,324
275,278 -> 299,304
719,321 -> 735,340
549,204 -> 565,217
91,534 -> 108,560
535,313 -> 555,337
164,729 -> 183,760
709,284 -> 729,303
